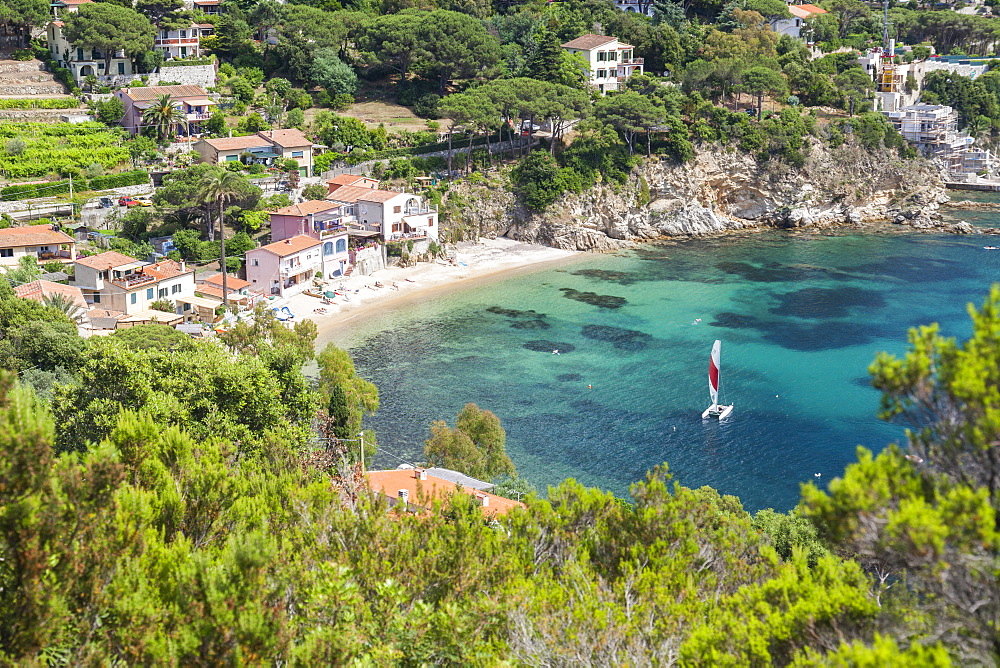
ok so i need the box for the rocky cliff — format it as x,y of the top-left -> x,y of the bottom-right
444,137 -> 961,251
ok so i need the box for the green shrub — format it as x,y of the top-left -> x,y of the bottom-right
413,94 -> 441,119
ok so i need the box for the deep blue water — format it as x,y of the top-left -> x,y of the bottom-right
322,225 -> 1000,511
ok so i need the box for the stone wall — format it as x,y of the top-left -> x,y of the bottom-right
98,64 -> 215,89
149,64 -> 216,89
445,137 -> 955,251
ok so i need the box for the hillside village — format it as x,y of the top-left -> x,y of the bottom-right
3,0 -> 1000,662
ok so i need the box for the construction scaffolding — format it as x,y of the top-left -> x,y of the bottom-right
883,104 -> 991,179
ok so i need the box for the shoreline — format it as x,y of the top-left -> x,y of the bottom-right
276,238 -> 583,349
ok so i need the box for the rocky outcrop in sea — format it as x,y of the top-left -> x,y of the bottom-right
445,137 -> 961,250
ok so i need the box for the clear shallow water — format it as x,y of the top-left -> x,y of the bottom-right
331,228 -> 1000,511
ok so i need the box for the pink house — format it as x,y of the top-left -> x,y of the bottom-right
246,235 -> 327,297
115,85 -> 215,136
268,200 -> 351,279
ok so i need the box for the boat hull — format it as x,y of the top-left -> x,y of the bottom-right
702,404 -> 734,420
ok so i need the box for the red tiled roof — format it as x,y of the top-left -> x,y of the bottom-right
122,85 -> 209,101
15,280 -> 87,309
86,308 -> 125,319
328,185 -> 406,204
270,200 -> 341,217
202,273 -> 250,290
367,469 -> 525,517
256,129 -> 311,148
789,3 -> 827,17
0,226 -> 74,249
74,251 -> 141,270
196,285 -> 246,302
141,259 -> 190,281
561,33 -> 618,50
252,234 -> 321,257
326,174 -> 376,187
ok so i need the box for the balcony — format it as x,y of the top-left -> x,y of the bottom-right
319,225 -> 348,238
280,260 -> 320,278
620,57 -> 644,65
403,203 -> 436,216
111,272 -> 157,289
186,112 -> 211,121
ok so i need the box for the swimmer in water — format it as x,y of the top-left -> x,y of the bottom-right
693,318 -> 702,324
552,350 -> 560,355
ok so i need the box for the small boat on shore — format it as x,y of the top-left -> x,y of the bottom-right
702,340 -> 734,420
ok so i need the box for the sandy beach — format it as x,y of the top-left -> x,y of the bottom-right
271,238 -> 582,346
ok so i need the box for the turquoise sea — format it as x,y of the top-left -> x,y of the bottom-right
323,217 -> 1000,512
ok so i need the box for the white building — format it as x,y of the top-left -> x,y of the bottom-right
560,34 -> 643,94
48,19 -> 135,83
770,4 -> 828,40
72,252 -> 196,315
0,226 -> 76,268
326,186 -> 439,241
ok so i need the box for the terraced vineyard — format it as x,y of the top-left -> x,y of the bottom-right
0,122 -> 130,179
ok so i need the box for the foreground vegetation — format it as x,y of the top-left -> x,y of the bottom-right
2,266 -> 1000,662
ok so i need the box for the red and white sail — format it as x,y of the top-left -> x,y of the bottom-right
708,340 -> 721,408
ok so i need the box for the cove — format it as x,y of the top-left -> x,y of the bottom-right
337,229 -> 1000,511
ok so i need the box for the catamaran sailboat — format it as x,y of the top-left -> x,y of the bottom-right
702,340 -> 734,420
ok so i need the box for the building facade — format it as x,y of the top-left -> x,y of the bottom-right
194,129 -> 314,177
245,235 -> 324,298
71,252 -> 195,314
0,227 -> 76,268
48,20 -> 135,83
115,85 -> 215,136
560,34 -> 643,94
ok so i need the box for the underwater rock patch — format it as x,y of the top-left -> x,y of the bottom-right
557,373 -> 583,382
710,312 -> 759,329
486,306 -> 544,318
511,318 -> 551,330
524,340 -> 576,353
581,325 -> 652,350
769,287 -> 885,319
560,288 -> 627,309
570,268 -> 635,285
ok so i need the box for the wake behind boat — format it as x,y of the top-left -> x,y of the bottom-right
702,340 -> 734,420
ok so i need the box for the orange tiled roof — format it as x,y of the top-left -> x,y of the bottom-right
256,129 -> 311,148
202,273 -> 250,290
326,174 -> 377,187
15,280 -> 87,309
253,234 -> 321,257
122,85 -> 209,101
0,226 -> 74,249
74,251 -> 138,270
270,200 -> 341,217
561,33 -> 618,50
789,3 -> 827,17
359,189 -> 409,203
141,258 -> 190,281
367,469 -> 526,517
200,135 -> 270,152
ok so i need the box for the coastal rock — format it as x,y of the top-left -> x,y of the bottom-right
445,137 -> 950,251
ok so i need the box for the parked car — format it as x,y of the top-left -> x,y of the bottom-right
520,121 -> 541,132
134,195 -> 154,207
99,197 -> 114,208
118,196 -> 140,207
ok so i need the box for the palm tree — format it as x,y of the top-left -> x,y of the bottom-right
142,93 -> 183,141
197,169 -> 246,310
42,293 -> 86,325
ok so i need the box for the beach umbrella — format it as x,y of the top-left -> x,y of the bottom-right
325,291 -> 336,299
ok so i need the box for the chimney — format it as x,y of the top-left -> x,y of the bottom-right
477,493 -> 489,507
414,468 -> 427,481
179,260 -> 186,272
397,489 -> 409,507
285,239 -> 292,244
